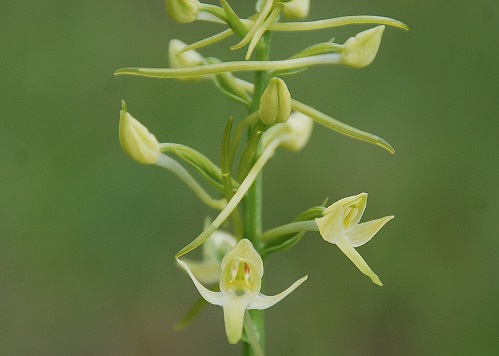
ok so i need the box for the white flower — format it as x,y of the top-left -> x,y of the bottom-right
315,193 -> 393,285
177,239 -> 307,344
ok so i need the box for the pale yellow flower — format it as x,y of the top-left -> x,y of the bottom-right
316,193 -> 393,285
177,239 -> 307,344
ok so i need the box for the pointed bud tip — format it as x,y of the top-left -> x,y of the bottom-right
259,77 -> 292,125
119,107 -> 160,165
342,25 -> 385,68
371,273 -> 383,286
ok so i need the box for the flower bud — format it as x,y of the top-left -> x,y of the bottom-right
282,0 -> 310,19
203,230 -> 237,266
119,101 -> 160,164
262,111 -> 313,152
168,39 -> 205,82
280,111 -> 313,151
259,77 -> 292,125
341,25 -> 385,68
166,0 -> 199,23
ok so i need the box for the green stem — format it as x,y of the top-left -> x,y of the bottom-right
155,154 -> 226,209
229,111 -> 260,164
243,311 -> 264,356
222,117 -> 244,240
242,31 -> 272,356
261,220 -> 319,241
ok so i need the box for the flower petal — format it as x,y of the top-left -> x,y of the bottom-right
176,259 -> 224,306
346,215 -> 394,247
315,207 -> 343,244
248,275 -> 308,310
335,235 -> 383,286
220,239 -> 263,295
340,193 -> 368,228
223,294 -> 251,344
321,193 -> 368,230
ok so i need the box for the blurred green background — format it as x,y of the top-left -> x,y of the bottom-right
1,0 -> 498,355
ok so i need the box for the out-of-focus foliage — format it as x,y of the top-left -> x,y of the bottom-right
0,1 -> 497,355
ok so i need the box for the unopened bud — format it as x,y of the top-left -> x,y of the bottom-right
341,26 -> 385,68
169,39 -> 205,81
259,77 -> 291,125
262,111 -> 313,152
282,0 -> 310,19
119,101 -> 160,164
166,0 -> 199,23
280,111 -> 313,151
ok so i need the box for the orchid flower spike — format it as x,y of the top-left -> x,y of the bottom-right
177,239 -> 308,344
315,193 -> 393,286
179,229 -> 236,285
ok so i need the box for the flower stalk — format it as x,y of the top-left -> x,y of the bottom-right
117,2 -> 405,354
